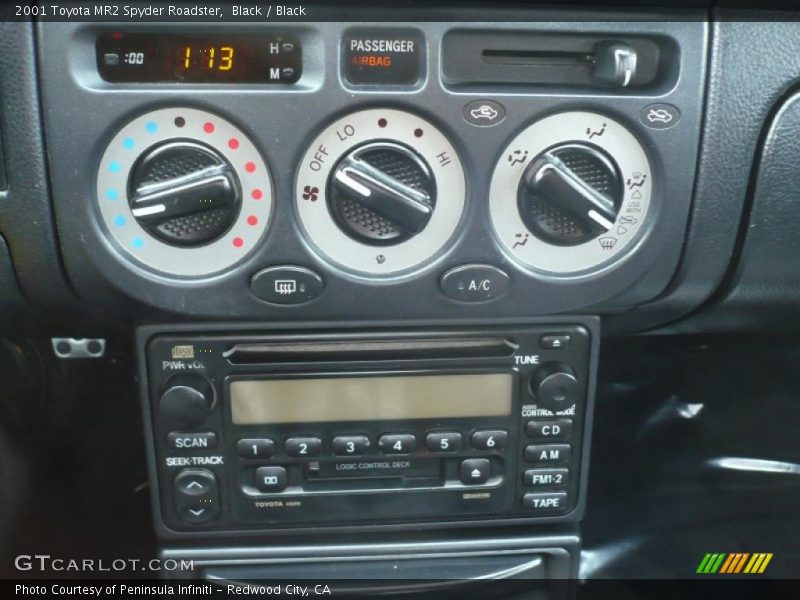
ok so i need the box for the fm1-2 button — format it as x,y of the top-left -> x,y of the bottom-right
526,419 -> 573,440
236,438 -> 276,459
250,265 -> 324,305
379,433 -> 416,454
525,444 -> 572,463
523,468 -> 570,488
460,458 -> 491,484
471,430 -> 508,451
425,432 -> 463,453
522,492 -> 568,513
285,436 -> 322,458
332,435 -> 371,456
255,466 -> 288,492
440,264 -> 510,302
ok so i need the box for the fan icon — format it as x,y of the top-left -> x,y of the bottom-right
302,185 -> 319,201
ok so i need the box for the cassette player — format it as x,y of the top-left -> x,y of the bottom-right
138,320 -> 599,536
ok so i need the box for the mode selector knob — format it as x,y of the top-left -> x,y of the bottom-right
329,142 -> 436,245
519,143 -> 622,246
128,141 -> 241,247
530,363 -> 580,412
159,374 -> 215,429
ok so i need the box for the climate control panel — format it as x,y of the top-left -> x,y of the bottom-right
39,19 -> 705,318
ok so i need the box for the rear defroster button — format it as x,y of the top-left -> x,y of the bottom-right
251,265 -> 324,305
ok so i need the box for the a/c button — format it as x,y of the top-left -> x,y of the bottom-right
440,264 -> 510,302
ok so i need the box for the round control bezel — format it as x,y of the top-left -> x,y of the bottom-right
96,107 -> 273,277
490,111 -> 652,275
295,108 -> 466,276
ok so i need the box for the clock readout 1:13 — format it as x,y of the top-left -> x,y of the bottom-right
180,45 -> 235,71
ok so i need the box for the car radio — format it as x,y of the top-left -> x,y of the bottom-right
139,320 -> 598,537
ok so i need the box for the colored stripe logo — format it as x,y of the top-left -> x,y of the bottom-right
697,553 -> 773,574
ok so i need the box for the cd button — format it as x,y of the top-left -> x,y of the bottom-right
526,419 -> 573,440
255,466 -> 288,492
236,438 -> 276,459
332,435 -> 371,456
471,429 -> 508,451
425,431 -> 463,453
459,458 -> 491,484
285,436 -> 322,458
524,444 -> 572,464
378,433 -> 416,455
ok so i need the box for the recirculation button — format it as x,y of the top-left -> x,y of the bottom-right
251,265 -> 324,305
440,264 -> 510,302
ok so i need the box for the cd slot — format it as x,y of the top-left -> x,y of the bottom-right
225,337 -> 516,364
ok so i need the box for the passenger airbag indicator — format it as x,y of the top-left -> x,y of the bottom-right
343,29 -> 425,86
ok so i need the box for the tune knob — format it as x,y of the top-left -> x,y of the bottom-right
128,141 -> 241,247
159,374 -> 215,429
530,363 -> 580,412
519,143 -> 622,246
329,142 -> 436,245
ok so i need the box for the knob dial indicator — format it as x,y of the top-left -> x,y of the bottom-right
296,108 -> 466,276
489,111 -> 652,275
96,107 -> 272,277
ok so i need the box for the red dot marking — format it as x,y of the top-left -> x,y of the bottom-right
251,189 -> 263,200
378,118 -> 388,128
233,237 -> 244,248
414,128 -> 423,138
247,215 -> 258,226
203,122 -> 215,133
245,162 -> 256,173
228,138 -> 240,150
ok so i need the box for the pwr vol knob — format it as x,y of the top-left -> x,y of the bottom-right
296,108 -> 465,275
96,107 -> 273,277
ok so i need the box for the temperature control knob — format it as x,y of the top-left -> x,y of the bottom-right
329,142 -> 435,245
129,141 -> 240,247
159,374 -> 215,429
519,143 -> 622,246
530,363 -> 580,412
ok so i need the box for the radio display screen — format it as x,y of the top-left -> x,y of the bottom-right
229,373 -> 513,424
96,33 -> 302,84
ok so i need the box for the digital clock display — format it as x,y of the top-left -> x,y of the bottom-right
97,33 -> 302,84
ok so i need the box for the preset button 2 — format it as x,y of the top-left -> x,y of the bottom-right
285,436 -> 322,458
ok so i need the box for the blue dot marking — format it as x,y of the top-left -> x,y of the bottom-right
123,138 -> 135,150
109,161 -> 121,173
114,215 -> 126,227
106,189 -> 118,200
146,122 -> 158,134
132,237 -> 144,249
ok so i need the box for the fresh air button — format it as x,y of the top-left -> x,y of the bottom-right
471,430 -> 508,451
525,444 -> 572,464
459,458 -> 491,484
285,436 -> 322,458
526,419 -> 573,440
378,433 -> 416,454
425,431 -> 463,453
167,431 -> 217,451
343,29 -> 424,86
440,264 -> 510,302
236,438 -> 276,459
523,468 -> 570,488
522,492 -> 568,513
332,435 -> 371,456
250,265 -> 323,305
540,334 -> 572,349
255,466 -> 288,493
